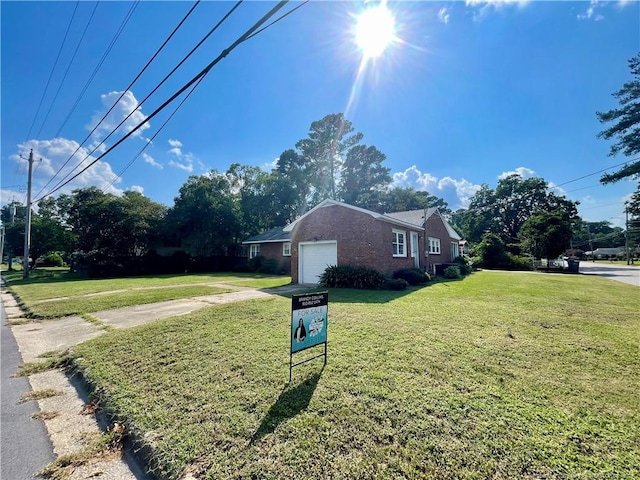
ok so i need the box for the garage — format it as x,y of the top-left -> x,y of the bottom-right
298,241 -> 337,284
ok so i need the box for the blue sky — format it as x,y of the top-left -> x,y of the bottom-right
1,0 -> 638,228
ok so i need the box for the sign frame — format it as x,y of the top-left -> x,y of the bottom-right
289,291 -> 328,382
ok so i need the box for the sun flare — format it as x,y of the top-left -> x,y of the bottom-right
355,6 -> 396,59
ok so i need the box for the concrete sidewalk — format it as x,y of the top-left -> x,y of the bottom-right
2,281 -> 306,479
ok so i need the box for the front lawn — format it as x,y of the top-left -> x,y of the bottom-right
70,271 -> 639,479
2,269 -> 291,318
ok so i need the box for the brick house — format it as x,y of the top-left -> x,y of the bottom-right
242,226 -> 292,274
281,200 -> 462,284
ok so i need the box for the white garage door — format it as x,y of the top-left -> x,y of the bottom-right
299,241 -> 337,284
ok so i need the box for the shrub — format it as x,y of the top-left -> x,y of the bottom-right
503,253 -> 533,271
443,265 -> 461,279
452,256 -> 473,276
319,265 -> 388,290
36,252 -> 65,267
393,268 -> 430,285
386,278 -> 409,291
245,256 -> 279,274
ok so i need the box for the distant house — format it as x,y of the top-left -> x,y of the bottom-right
242,226 -> 292,274
585,247 -> 624,259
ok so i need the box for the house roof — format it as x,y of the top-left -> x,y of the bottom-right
386,208 -> 462,241
282,199 -> 423,232
242,226 -> 291,244
384,208 -> 438,227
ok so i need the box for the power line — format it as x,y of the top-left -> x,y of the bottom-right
103,75 -> 206,192
54,1 -> 142,138
103,1 -> 310,191
35,0 -> 290,201
34,2 -> 100,140
555,157 -> 638,187
36,0 -> 242,200
23,1 -> 80,144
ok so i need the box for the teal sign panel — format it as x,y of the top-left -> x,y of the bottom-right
291,292 -> 328,353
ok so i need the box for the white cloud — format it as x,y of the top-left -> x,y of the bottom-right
437,177 -> 482,207
548,181 -> 568,197
142,152 -> 162,169
10,138 -> 123,197
167,139 -> 196,173
617,0 -> 633,7
169,158 -> 194,173
577,0 -> 605,21
466,0 -> 529,20
581,195 -> 596,205
392,165 -> 438,191
391,165 -> 481,209
0,189 -> 24,207
129,185 -> 144,194
438,7 -> 450,24
498,166 -> 536,179
86,90 -> 150,152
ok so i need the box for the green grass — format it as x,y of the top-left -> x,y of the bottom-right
2,268 -> 290,303
2,268 -> 291,318
25,285 -> 232,318
71,271 -> 640,479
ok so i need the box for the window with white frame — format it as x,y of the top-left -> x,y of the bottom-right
283,242 -> 291,256
428,237 -> 441,255
392,230 -> 407,257
451,241 -> 459,260
249,244 -> 260,259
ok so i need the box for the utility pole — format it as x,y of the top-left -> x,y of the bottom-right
586,224 -> 594,262
625,203 -> 630,266
22,149 -> 34,279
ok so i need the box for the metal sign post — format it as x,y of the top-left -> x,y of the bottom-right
289,291 -> 328,382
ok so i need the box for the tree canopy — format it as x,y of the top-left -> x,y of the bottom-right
453,174 -> 579,249
597,52 -> 640,183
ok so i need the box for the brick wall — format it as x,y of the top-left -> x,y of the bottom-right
257,242 -> 291,274
425,212 -> 457,272
291,205 -> 423,283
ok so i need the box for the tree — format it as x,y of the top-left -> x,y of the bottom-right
520,210 -> 573,261
340,144 -> 391,206
597,52 -> 640,183
376,187 -> 450,214
67,187 -> 166,262
30,196 -> 75,263
167,173 -> 241,256
295,113 -> 363,202
454,175 -> 579,247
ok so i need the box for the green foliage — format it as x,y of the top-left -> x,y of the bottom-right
443,265 -> 461,279
453,175 -> 579,245
36,252 -> 65,267
520,210 -> 573,260
503,253 -> 533,271
453,256 -> 473,275
319,265 -> 388,290
246,256 -> 280,275
474,233 -> 507,269
393,268 -> 430,285
597,52 -> 640,181
385,278 -> 409,290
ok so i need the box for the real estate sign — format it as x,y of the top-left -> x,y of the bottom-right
289,292 -> 328,381
291,292 -> 328,353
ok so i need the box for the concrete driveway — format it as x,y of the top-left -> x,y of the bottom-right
578,261 -> 640,287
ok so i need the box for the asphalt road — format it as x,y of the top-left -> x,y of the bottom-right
1,302 -> 55,480
578,261 -> 640,287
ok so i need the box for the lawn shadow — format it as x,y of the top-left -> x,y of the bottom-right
250,370 -> 322,444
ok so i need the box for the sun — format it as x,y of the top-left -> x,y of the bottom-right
355,5 -> 396,59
